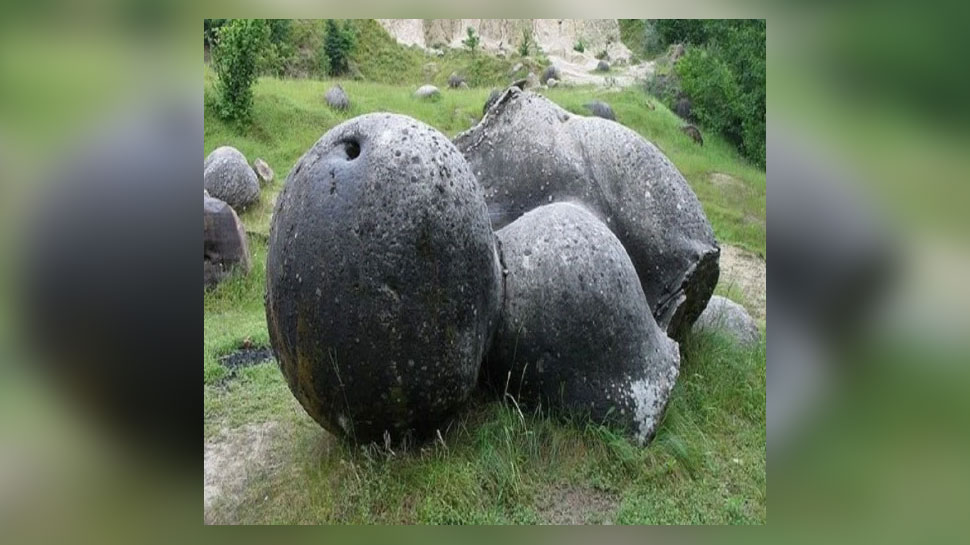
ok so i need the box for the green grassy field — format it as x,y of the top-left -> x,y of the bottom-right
204,67 -> 766,524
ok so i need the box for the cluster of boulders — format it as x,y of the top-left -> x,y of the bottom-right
265,86 -> 759,447
204,146 -> 272,288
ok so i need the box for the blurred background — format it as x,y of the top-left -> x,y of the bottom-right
0,0 -> 968,536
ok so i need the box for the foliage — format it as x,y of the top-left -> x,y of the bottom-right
204,18 -> 226,46
518,28 -> 534,57
212,19 -> 270,122
573,38 -> 586,53
644,20 -> 765,167
258,19 -> 295,77
462,27 -> 480,52
676,48 -> 742,140
324,19 -> 357,76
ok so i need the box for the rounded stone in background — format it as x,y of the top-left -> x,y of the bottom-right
584,100 -> 615,121
414,84 -> 441,100
488,202 -> 680,445
253,158 -> 274,184
447,72 -> 466,89
540,64 -> 560,84
203,146 -> 260,211
692,295 -> 761,348
325,85 -> 350,110
204,194 -> 251,288
455,88 -> 719,342
595,60 -> 611,72
265,113 -> 503,444
546,78 -> 558,88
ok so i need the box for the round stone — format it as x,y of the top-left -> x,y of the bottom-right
488,202 -> 681,445
692,295 -> 761,348
265,113 -> 502,444
204,146 -> 259,210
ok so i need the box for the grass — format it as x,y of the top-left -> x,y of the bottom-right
204,65 -> 766,524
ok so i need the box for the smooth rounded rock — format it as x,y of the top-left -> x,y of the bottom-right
692,295 -> 760,348
540,65 -> 560,84
325,85 -> 350,110
488,202 -> 681,445
447,72 -> 465,89
204,194 -> 251,288
596,60 -> 611,72
584,100 -> 616,121
204,146 -> 259,210
253,158 -> 274,184
265,113 -> 503,444
414,84 -> 441,99
455,88 -> 719,341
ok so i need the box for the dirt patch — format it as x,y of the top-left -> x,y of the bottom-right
536,484 -> 619,524
219,346 -> 275,371
204,421 -> 281,524
719,244 -> 767,321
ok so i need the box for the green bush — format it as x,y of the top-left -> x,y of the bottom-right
204,19 -> 226,47
573,39 -> 586,53
324,19 -> 356,76
676,47 -> 742,141
212,19 -> 270,122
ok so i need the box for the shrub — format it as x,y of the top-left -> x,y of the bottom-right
324,19 -> 356,76
573,39 -> 586,53
212,19 -> 270,122
676,46 -> 742,142
462,27 -> 480,52
204,19 -> 226,47
518,28 -> 533,57
258,19 -> 294,77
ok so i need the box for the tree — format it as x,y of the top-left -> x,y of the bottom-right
462,27 -> 480,52
213,19 -> 270,122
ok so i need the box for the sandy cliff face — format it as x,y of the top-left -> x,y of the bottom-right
377,19 -> 631,62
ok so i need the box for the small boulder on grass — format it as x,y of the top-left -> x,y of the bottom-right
692,295 -> 760,348
204,194 -> 251,288
324,85 -> 350,110
540,65 -> 560,84
414,84 -> 441,100
681,124 -> 704,146
595,60 -> 611,72
584,100 -> 616,121
252,158 -> 274,185
447,72 -> 466,89
204,146 -> 259,211
546,78 -> 558,88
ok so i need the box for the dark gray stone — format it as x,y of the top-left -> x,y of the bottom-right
488,202 -> 681,445
204,195 -> 251,288
483,89 -> 502,115
265,113 -> 503,444
540,65 -> 560,84
455,88 -> 719,341
204,146 -> 259,210
447,72 -> 465,89
253,158 -> 274,184
584,100 -> 616,121
596,60 -> 611,72
325,85 -> 350,110
414,85 -> 440,99
693,295 -> 761,348
681,124 -> 703,146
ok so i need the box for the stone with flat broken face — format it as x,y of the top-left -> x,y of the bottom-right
265,113 -> 502,444
454,88 -> 719,341
487,202 -> 680,445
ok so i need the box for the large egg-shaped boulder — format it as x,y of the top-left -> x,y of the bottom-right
487,202 -> 681,445
265,113 -> 503,444
204,146 -> 260,210
455,87 -> 719,341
